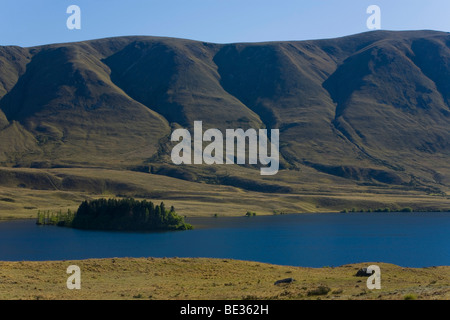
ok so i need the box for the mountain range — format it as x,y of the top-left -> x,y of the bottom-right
0,30 -> 449,214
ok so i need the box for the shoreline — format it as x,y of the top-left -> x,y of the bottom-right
2,209 -> 449,223
1,256 -> 449,268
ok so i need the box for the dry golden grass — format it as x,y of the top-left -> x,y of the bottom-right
1,167 -> 449,220
0,258 -> 448,300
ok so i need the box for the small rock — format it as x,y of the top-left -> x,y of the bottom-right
274,278 -> 295,285
355,268 -> 372,277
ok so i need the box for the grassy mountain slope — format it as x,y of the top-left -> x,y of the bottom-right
0,31 -> 449,215
0,41 -> 170,167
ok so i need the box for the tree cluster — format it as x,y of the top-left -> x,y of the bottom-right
37,198 -> 192,231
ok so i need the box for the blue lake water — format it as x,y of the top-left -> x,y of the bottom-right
0,212 -> 449,267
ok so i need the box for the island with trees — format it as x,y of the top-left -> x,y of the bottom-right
36,198 -> 193,231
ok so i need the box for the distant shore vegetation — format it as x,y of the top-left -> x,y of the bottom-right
339,207 -> 450,213
36,198 -> 193,231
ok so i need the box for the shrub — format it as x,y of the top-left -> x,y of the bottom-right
404,294 -> 417,300
332,289 -> 343,295
307,286 -> 331,296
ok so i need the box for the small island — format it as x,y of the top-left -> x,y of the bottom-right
36,198 -> 193,231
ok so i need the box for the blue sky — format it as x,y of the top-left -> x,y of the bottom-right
0,0 -> 449,47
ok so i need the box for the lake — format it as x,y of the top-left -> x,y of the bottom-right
0,212 -> 449,267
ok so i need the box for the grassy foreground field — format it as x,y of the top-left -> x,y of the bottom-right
0,258 -> 448,300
